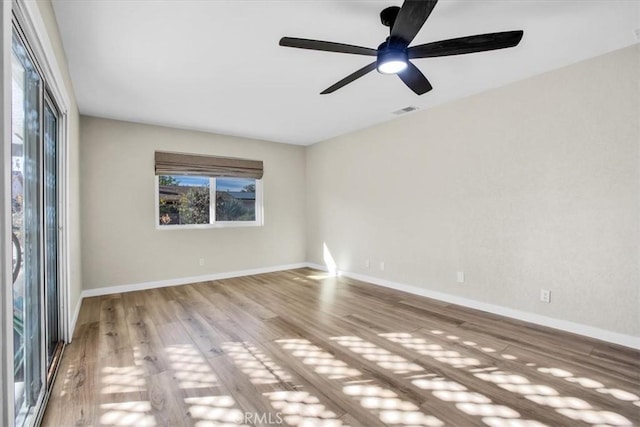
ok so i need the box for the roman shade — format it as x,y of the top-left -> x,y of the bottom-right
155,151 -> 263,179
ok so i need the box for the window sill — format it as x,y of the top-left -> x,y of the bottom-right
156,222 -> 263,231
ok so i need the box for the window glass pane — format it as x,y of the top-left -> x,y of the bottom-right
44,101 -> 61,367
12,30 -> 43,426
159,175 -> 210,225
215,178 -> 256,221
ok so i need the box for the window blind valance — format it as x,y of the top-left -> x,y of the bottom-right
155,151 -> 263,179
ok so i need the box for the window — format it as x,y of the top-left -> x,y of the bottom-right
158,176 -> 262,227
155,152 -> 263,228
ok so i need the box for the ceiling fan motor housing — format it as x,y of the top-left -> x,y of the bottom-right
377,38 -> 408,74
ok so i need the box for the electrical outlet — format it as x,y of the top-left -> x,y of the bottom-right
456,271 -> 465,283
379,261 -> 385,271
365,259 -> 370,268
199,258 -> 205,266
540,289 -> 551,303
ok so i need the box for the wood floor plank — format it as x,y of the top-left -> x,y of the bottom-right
125,305 -> 171,377
42,352 -> 98,426
145,370 -> 193,427
99,295 -> 132,359
43,268 -> 640,427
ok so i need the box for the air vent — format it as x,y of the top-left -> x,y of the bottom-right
392,106 -> 419,115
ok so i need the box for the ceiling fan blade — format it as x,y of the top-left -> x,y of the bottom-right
390,0 -> 438,45
398,62 -> 433,95
321,62 -> 377,94
409,30 -> 524,58
279,37 -> 377,56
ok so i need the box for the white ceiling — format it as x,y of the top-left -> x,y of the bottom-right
51,0 -> 640,145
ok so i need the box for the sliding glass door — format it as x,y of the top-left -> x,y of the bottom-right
11,26 -> 63,427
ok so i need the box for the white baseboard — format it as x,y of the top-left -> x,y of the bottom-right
80,263 -> 308,299
68,296 -> 83,342
305,263 -> 640,350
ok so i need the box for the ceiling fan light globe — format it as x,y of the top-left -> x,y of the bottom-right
378,60 -> 407,74
376,42 -> 408,75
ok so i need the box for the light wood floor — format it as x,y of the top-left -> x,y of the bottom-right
42,268 -> 639,427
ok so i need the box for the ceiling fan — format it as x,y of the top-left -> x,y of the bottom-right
279,0 -> 523,95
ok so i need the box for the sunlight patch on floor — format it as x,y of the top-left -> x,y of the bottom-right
556,408 -> 633,426
538,366 -> 640,407
184,396 -> 247,427
277,338 -> 362,379
223,342 -> 292,385
476,369 -> 634,426
99,401 -> 156,426
333,334 -> 544,426
342,384 -> 443,426
224,340 -> 348,426
382,332 -> 640,426
412,376 -> 533,424
165,345 -> 219,389
266,390 -> 346,427
331,336 -> 423,374
597,388 -> 639,402
381,332 -> 481,368
482,418 -> 549,427
455,402 -> 519,418
57,362 -> 77,397
431,329 -> 497,353
306,274 -> 335,280
443,326 -> 640,416
428,324 -> 640,414
278,338 -> 443,426
101,366 -> 147,394
387,328 -> 639,426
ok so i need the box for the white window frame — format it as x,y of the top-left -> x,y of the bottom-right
155,176 -> 264,230
1,3 -> 12,426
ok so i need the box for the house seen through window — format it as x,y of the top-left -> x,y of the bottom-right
158,175 -> 260,227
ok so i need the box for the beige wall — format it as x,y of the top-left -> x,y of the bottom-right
36,0 -> 82,325
80,117 -> 306,289
306,45 -> 639,337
